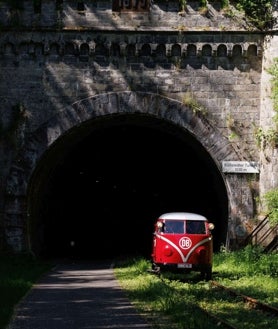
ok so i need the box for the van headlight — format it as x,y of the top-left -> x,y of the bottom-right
208,223 -> 215,230
163,245 -> 173,256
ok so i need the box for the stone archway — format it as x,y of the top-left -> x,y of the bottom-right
3,92 -> 253,254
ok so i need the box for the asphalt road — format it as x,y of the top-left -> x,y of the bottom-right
7,261 -> 153,329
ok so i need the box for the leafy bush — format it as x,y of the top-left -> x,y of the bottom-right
232,0 -> 275,29
263,188 -> 278,226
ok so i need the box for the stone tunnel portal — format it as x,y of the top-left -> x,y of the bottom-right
28,114 -> 228,261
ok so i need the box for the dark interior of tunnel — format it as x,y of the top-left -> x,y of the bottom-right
29,115 -> 228,260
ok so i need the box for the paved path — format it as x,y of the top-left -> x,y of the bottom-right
7,261 -> 152,329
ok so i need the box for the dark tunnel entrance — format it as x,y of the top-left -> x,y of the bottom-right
29,114 -> 228,260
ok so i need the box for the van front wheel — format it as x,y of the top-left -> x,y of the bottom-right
201,266 -> 212,281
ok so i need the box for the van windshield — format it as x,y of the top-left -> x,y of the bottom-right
186,220 -> 206,234
160,220 -> 206,234
163,220 -> 185,234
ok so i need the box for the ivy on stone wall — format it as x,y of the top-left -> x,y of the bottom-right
254,58 -> 278,150
263,188 -> 278,226
181,92 -> 208,116
268,58 -> 278,123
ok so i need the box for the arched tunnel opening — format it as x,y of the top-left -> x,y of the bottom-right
28,114 -> 228,261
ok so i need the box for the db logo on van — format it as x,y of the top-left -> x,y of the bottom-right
179,237 -> 192,249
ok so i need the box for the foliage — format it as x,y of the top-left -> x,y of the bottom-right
220,0 -> 230,8
254,126 -> 278,149
254,58 -> 278,149
214,244 -> 278,277
268,57 -> 278,123
262,188 -> 278,226
199,0 -> 208,8
182,92 -> 208,116
231,0 -> 275,29
178,0 -> 276,30
179,0 -> 187,12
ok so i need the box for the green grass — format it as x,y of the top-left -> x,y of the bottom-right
114,246 -> 278,329
0,253 -> 53,329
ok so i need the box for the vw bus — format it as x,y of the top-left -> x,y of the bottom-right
151,212 -> 214,280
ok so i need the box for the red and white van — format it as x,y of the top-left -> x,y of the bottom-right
151,212 -> 214,280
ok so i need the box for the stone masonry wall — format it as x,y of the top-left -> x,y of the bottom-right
0,0 -> 273,252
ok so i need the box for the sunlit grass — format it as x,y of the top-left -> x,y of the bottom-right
213,245 -> 278,307
114,246 -> 278,329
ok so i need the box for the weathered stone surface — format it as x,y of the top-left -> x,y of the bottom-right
0,1 -> 276,253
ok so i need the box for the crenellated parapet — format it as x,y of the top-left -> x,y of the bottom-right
0,32 -> 262,72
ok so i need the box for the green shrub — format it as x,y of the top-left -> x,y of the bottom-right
263,188 -> 278,226
233,0 -> 275,29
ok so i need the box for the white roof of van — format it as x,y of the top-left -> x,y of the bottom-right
158,212 -> 207,221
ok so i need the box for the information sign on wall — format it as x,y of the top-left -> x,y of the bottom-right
222,161 -> 259,173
